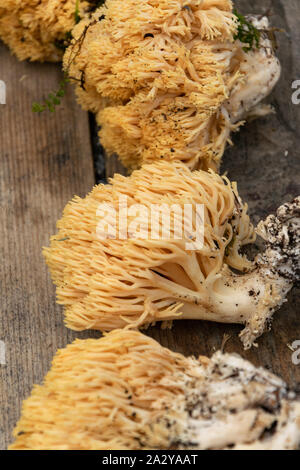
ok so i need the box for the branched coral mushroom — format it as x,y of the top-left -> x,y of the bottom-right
44,161 -> 300,348
0,0 -> 99,62
10,330 -> 300,450
64,0 -> 281,170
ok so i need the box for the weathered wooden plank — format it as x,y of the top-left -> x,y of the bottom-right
106,0 -> 300,387
0,44 -> 97,449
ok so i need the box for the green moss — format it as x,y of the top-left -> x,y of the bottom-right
234,10 -> 261,52
32,77 -> 69,113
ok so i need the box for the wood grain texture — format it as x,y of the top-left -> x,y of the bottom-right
0,45 -> 97,450
106,0 -> 300,388
0,0 -> 299,450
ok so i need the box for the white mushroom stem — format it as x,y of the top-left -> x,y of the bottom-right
160,197 -> 300,349
224,16 -> 281,124
175,352 -> 300,450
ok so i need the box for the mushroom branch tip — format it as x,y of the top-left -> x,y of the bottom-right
64,0 -> 281,170
44,160 -> 299,348
9,330 -> 300,450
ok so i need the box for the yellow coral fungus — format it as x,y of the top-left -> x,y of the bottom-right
9,330 -> 300,450
64,0 -> 280,170
44,160 -> 257,341
0,0 -> 97,62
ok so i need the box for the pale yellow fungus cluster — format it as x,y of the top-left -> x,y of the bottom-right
64,0 -> 280,170
44,160 -> 255,334
0,0 -> 95,61
10,330 -> 300,450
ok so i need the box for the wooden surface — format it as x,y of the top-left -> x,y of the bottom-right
0,0 -> 299,450
0,45 -> 97,450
